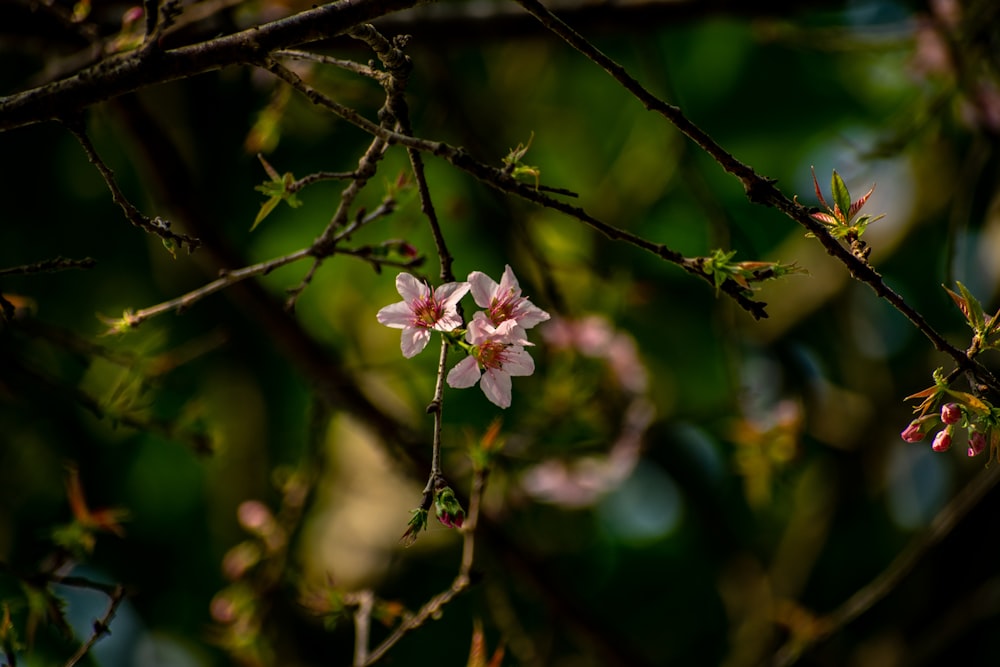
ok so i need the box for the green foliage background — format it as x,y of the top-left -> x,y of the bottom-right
3,0 -> 1000,665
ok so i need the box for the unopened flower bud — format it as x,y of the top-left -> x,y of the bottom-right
434,485 -> 465,529
968,431 -> 987,457
932,429 -> 952,452
940,403 -> 962,425
900,421 -> 926,443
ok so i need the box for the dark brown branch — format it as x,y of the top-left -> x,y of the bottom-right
0,256 -> 96,276
0,0 -> 425,132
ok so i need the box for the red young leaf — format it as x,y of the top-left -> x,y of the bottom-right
810,166 -> 828,209
811,212 -> 838,225
848,183 -> 876,221
943,286 -> 971,321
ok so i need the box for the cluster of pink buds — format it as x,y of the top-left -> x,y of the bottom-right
900,402 -> 988,457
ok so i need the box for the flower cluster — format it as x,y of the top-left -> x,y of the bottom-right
900,285 -> 1000,460
377,265 -> 549,408
900,402 -> 989,457
900,374 -> 996,459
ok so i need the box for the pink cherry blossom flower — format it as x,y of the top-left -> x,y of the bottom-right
377,273 -> 470,358
932,428 -> 952,452
940,402 -> 962,425
900,421 -> 926,443
447,313 -> 535,408
468,264 -> 550,330
968,431 -> 987,457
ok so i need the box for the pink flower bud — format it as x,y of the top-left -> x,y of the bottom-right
940,403 -> 962,425
122,6 -> 144,25
237,500 -> 274,534
932,429 -> 952,452
900,421 -> 926,443
968,431 -> 987,457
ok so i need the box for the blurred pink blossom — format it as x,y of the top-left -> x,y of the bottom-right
541,315 -> 647,393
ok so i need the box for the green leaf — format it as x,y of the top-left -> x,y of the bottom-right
161,237 -> 177,259
831,170 -> 851,223
252,197 -> 281,231
956,281 -> 986,334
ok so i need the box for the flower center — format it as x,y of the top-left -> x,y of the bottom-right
489,290 -> 519,323
412,296 -> 444,328
476,341 -> 508,370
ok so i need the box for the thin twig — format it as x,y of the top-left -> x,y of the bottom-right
288,170 -> 358,193
63,584 -> 126,667
353,589 -> 375,667
348,23 -> 457,283
64,118 -> 200,253
275,49 -> 381,79
116,246 -> 313,328
113,194 -> 399,326
0,256 -> 96,276
429,337 -> 449,478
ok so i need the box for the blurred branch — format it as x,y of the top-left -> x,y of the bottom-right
0,348 -> 213,453
352,589 -> 375,667
63,583 -> 125,667
771,463 -> 1000,667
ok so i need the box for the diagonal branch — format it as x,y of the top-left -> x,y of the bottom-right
65,117 -> 200,252
512,0 -> 1000,389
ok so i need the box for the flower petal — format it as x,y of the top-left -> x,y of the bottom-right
395,272 -> 428,304
436,281 -> 471,307
433,310 -> 465,332
447,356 -> 481,388
502,347 -> 535,377
466,312 -> 495,344
498,265 -> 520,295
513,302 -> 550,329
468,271 -> 499,309
480,369 -> 513,408
401,327 -> 431,358
493,319 -> 529,344
377,301 -> 414,329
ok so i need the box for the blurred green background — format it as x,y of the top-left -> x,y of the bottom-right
3,0 -> 1000,665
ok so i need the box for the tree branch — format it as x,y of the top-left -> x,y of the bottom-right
0,0 -> 425,132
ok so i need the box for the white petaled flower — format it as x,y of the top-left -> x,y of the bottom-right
377,273 -> 470,358
468,264 -> 550,330
447,312 -> 535,408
